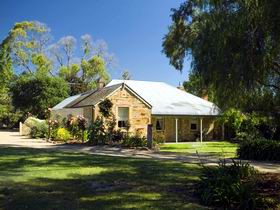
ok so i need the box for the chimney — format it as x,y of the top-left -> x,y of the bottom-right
201,89 -> 208,101
96,77 -> 105,90
177,82 -> 185,91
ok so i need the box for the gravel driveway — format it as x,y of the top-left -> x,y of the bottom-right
0,130 -> 279,173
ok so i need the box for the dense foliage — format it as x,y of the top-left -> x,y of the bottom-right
238,139 -> 280,161
0,21 -> 114,124
122,135 -> 147,148
183,71 -> 216,102
152,132 -> 165,146
218,108 -> 278,140
30,121 -> 48,139
24,117 -> 48,138
0,35 -> 16,128
54,127 -> 71,142
10,74 -> 69,118
98,98 -> 113,118
87,117 -> 106,145
163,0 -> 280,111
198,160 -> 261,209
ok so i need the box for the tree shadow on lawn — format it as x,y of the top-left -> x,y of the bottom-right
0,147 -> 206,210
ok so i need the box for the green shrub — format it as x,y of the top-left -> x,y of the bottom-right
219,109 -> 271,140
111,129 -> 124,142
153,132 -> 165,146
198,159 -> 260,209
66,116 -> 81,139
24,117 -> 45,128
98,98 -> 113,118
0,111 -> 23,129
122,134 -> 147,147
237,139 -> 280,161
87,117 -> 106,145
30,121 -> 48,138
54,128 -> 71,141
24,117 -> 48,138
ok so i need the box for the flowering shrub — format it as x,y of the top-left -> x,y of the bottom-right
55,127 -> 71,141
48,119 -> 59,139
66,116 -> 80,139
87,117 -> 106,145
77,115 -> 87,131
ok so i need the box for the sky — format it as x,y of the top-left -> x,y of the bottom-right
0,0 -> 190,86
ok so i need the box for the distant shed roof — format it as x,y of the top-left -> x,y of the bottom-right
106,80 -> 220,116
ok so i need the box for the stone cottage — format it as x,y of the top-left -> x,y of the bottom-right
52,79 -> 221,142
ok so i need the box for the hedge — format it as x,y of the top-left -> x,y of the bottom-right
237,139 -> 280,161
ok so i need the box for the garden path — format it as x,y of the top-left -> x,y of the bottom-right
0,131 -> 279,173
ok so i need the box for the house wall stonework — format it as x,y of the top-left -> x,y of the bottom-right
152,116 -> 220,142
93,87 -> 151,136
61,86 -> 220,141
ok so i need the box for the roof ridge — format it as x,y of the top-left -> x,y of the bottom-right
111,79 -> 166,84
69,83 -> 123,108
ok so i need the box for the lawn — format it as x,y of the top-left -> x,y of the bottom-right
0,147 -> 206,210
159,141 -> 238,158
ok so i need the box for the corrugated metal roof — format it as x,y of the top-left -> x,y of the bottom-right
65,90 -> 97,108
52,89 -> 98,110
106,80 -> 220,116
71,84 -> 122,108
52,94 -> 82,110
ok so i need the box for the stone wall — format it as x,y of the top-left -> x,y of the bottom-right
93,87 -> 151,136
152,116 -> 220,142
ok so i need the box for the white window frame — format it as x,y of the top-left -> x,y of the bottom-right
117,107 -> 129,128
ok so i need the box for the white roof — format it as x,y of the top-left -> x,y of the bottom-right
52,94 -> 82,110
107,79 -> 220,116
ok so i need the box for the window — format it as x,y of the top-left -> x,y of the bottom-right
118,107 -> 129,128
155,118 -> 164,131
190,120 -> 198,131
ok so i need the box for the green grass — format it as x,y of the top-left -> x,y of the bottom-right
0,147 -> 206,210
159,141 -> 238,158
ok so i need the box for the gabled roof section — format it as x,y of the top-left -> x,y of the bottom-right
65,89 -> 97,108
52,89 -> 99,110
69,84 -> 122,108
68,83 -> 152,108
52,94 -> 82,110
106,80 -> 221,116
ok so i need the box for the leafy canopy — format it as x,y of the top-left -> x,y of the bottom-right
163,0 -> 280,109
10,74 -> 69,118
1,21 -> 114,96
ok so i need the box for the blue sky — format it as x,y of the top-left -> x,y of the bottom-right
0,0 -> 190,86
